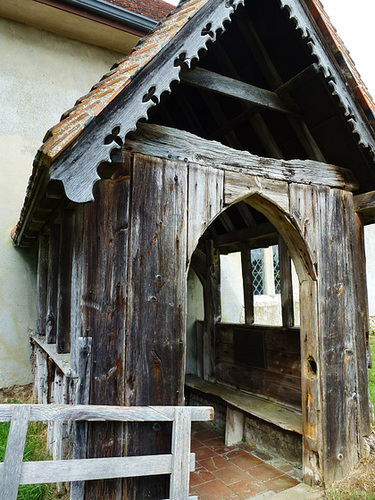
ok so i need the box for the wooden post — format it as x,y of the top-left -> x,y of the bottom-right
203,240 -> 220,381
279,235 -> 294,327
57,210 -> 75,354
46,224 -> 60,344
0,406 -> 31,500
241,242 -> 254,325
125,154 -> 187,499
36,233 -> 49,337
291,184 -> 370,485
81,177 -> 129,500
70,337 -> 92,500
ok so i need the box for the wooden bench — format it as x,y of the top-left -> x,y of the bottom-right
0,403 -> 213,500
186,374 -> 302,446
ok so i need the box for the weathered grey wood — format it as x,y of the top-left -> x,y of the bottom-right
125,123 -> 358,191
36,233 -> 49,337
169,408 -> 192,499
81,176 -> 130,499
353,214 -> 372,438
46,224 -> 60,343
57,209 -> 75,354
279,0 -> 375,157
354,190 -> 375,224
278,236 -> 294,327
203,240 -> 220,381
236,16 -> 325,163
125,154 -> 188,498
0,454 -> 196,486
31,336 -> 72,377
186,374 -> 302,434
240,243 -> 254,325
70,337 -> 92,500
34,347 -> 49,404
225,407 -> 244,446
180,67 -> 298,116
0,404 -> 213,423
300,279 -> 323,486
213,222 -> 276,248
0,405 -> 31,500
187,163 -> 224,261
49,0 -> 245,203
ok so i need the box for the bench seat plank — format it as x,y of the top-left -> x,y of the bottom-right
186,374 -> 302,435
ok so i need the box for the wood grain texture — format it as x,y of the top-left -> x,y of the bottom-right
187,163 -> 224,262
180,67 -> 297,115
81,176 -> 130,499
0,405 -> 31,500
186,374 -> 302,434
36,233 -> 49,337
240,243 -> 254,325
278,236 -> 294,327
169,408 -> 192,499
125,154 -> 188,499
125,123 -> 358,191
46,224 -> 60,343
49,0 -> 245,203
57,210 -> 75,354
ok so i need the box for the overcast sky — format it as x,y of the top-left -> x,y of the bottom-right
167,0 -> 375,98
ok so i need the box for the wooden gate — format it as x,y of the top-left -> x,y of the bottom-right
0,404 -> 213,500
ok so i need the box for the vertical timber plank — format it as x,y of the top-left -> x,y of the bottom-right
203,240 -> 220,381
46,224 -> 60,343
125,154 -> 187,500
240,242 -> 254,325
279,235 -> 294,327
0,405 -> 31,500
57,210 -> 75,354
82,176 -> 129,500
187,163 -> 224,263
353,214 -> 371,438
169,408 -> 192,500
291,183 -> 365,485
70,337 -> 92,500
36,233 -> 49,337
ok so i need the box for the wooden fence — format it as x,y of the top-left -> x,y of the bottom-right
0,404 -> 213,500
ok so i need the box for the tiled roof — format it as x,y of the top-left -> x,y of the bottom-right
103,0 -> 175,21
305,0 -> 375,124
40,0 -> 208,165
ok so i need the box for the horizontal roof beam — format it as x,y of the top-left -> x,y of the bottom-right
180,67 -> 299,116
213,222 -> 277,248
354,190 -> 375,225
126,123 -> 359,191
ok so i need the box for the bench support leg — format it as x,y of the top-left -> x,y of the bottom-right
225,407 -> 244,446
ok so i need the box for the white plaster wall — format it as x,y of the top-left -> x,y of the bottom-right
186,270 -> 204,374
0,17 -> 122,388
365,224 -> 375,319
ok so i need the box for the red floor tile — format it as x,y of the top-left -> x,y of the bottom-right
227,450 -> 263,471
193,478 -> 241,500
212,464 -> 251,486
199,455 -> 232,472
190,469 -> 216,486
195,445 -> 218,461
248,463 -> 284,482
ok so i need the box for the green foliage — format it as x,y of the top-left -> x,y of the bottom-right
369,336 -> 375,409
0,400 -> 53,500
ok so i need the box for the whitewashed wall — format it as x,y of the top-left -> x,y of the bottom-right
0,17 -> 122,388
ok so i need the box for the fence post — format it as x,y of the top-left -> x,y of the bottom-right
169,407 -> 192,500
0,405 -> 31,500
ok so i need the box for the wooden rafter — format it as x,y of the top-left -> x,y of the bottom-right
180,67 -> 299,117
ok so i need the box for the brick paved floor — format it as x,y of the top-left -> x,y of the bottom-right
189,423 -> 302,500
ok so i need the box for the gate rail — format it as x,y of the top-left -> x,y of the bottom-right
0,404 -> 213,500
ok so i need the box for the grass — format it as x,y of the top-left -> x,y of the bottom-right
0,400 -> 53,500
369,332 -> 375,408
